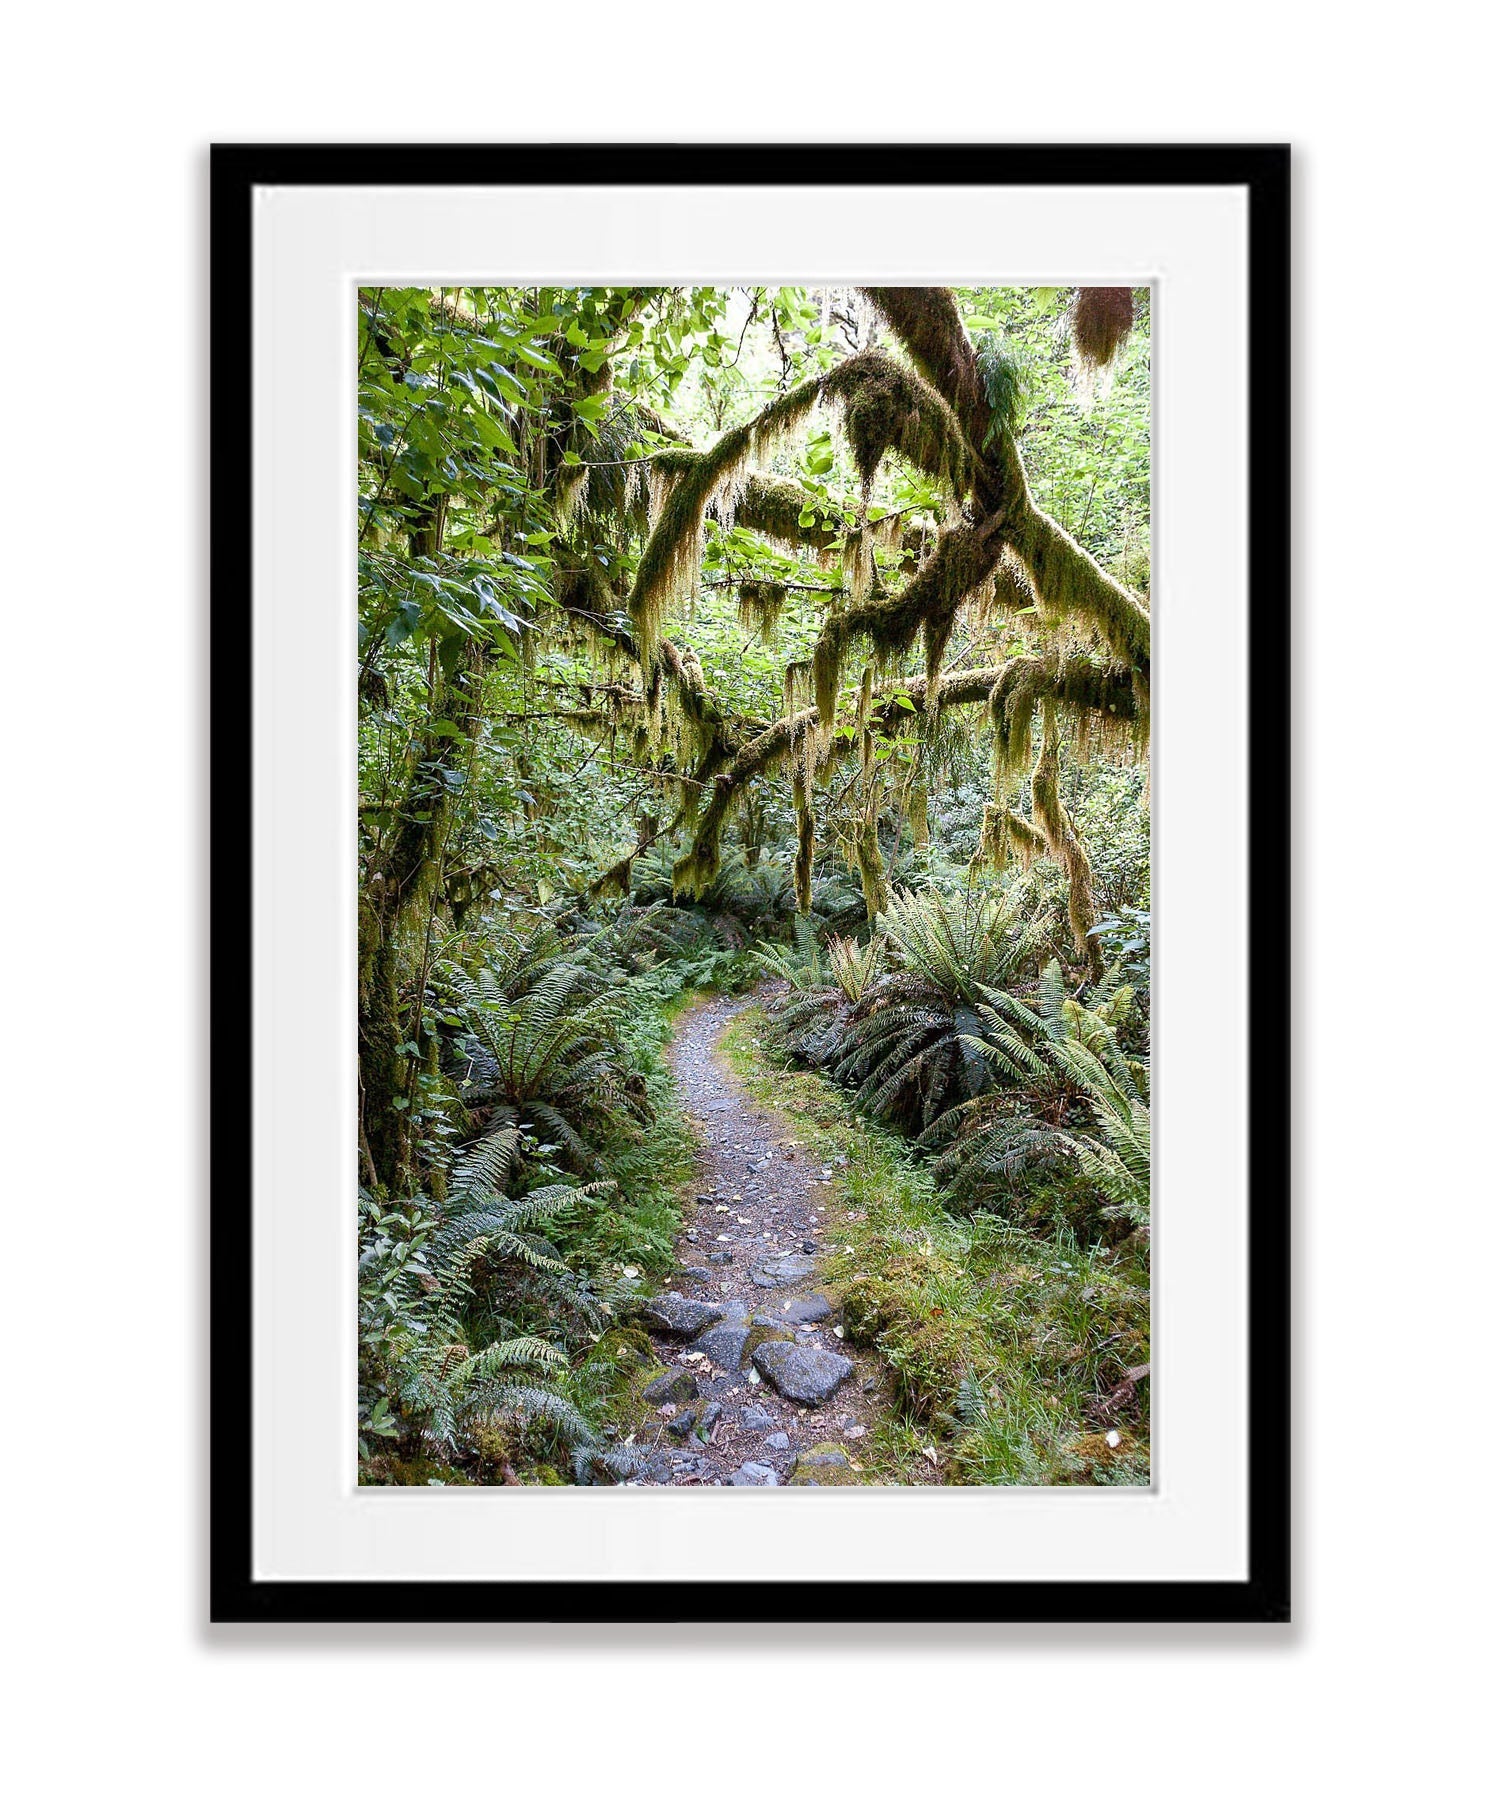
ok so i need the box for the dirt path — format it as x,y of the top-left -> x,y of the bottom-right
624,988 -> 883,1487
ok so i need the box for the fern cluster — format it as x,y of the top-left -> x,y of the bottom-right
361,904 -> 707,1484
761,886 -> 1150,1230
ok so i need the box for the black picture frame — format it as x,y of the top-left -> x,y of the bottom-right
210,142 -> 1290,1626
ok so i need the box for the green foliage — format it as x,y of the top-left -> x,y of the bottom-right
444,923 -> 650,1177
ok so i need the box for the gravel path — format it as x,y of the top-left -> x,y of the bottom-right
624,989 -> 882,1487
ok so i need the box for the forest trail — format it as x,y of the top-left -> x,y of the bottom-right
624,989 -> 883,1486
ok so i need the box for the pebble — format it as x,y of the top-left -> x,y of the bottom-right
765,1432 -> 790,1450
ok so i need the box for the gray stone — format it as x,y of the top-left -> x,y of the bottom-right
642,1368 -> 698,1406
691,1322 -> 752,1370
676,1266 -> 713,1283
751,1340 -> 853,1405
707,1250 -> 733,1265
641,1293 -> 725,1336
775,1292 -> 832,1325
666,1408 -> 697,1439
697,1401 -> 723,1436
727,1461 -> 779,1486
750,1252 -> 820,1289
739,1404 -> 776,1431
801,1239 -> 818,1254
788,1443 -> 857,1486
765,1431 -> 790,1450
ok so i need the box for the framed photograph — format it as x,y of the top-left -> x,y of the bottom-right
212,143 -> 1289,1623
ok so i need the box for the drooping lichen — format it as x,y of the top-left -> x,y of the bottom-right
793,756 -> 816,915
737,581 -> 789,642
988,649 -> 1144,787
1029,707 -> 1103,979
1068,288 -> 1135,402
627,376 -> 824,665
852,816 -> 889,921
823,349 -> 973,500
809,519 -> 1005,724
1008,502 -> 1151,677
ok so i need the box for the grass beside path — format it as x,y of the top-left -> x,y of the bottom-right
719,1005 -> 1151,1486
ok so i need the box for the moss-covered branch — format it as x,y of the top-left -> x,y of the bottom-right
860,287 -> 990,452
809,518 -> 1007,724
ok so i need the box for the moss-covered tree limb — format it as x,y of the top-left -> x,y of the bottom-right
860,287 -> 990,455
669,654 -> 1137,907
809,517 -> 1007,723
992,430 -> 1151,678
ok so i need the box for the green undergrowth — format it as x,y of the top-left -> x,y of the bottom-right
548,977 -> 699,1285
719,1006 -> 1150,1485
514,984 -> 705,1482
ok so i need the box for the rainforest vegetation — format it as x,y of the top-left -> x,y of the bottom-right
357,283 -> 1152,1486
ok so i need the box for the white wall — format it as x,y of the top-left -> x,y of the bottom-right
5,6 -> 1493,1794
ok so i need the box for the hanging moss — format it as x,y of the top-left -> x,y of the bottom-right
627,377 -> 824,665
853,817 -> 889,921
1029,707 -> 1103,980
1009,502 -> 1151,677
1068,288 -> 1135,399
856,664 -> 874,731
809,519 -> 1005,724
793,759 -> 815,915
823,349 -> 973,499
671,706 -> 823,901
843,524 -> 875,603
988,650 -> 1144,787
737,581 -> 789,642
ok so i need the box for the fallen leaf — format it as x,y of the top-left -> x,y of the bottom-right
921,1445 -> 939,1466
